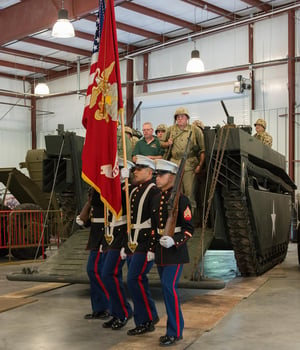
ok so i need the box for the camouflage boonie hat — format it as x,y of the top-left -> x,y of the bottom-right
174,107 -> 190,120
254,118 -> 266,129
155,124 -> 168,134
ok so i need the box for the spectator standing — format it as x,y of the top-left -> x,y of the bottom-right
155,124 -> 168,142
125,126 -> 139,150
253,118 -> 273,147
155,123 -> 168,158
161,107 -> 205,209
132,122 -> 163,163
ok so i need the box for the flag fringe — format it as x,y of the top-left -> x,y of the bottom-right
81,171 -> 122,220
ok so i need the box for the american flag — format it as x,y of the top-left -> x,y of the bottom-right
82,0 -> 105,128
81,0 -> 123,219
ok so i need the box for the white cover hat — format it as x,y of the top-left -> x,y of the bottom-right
118,158 -> 134,170
135,155 -> 155,170
155,159 -> 178,174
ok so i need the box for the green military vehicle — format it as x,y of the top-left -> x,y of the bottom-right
0,125 -> 88,260
195,125 -> 296,277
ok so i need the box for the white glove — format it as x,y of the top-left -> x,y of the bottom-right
99,244 -> 103,253
121,167 -> 130,179
76,215 -> 84,227
147,251 -> 155,262
160,236 -> 175,249
120,247 -> 127,260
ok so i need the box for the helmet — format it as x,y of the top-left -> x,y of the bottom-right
254,119 -> 266,129
124,126 -> 133,136
193,120 -> 205,130
174,107 -> 190,120
155,124 -> 168,134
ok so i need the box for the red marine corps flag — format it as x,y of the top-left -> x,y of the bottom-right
81,0 -> 122,218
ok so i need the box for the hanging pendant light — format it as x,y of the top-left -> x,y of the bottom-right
52,0 -> 75,38
186,49 -> 205,73
35,79 -> 50,96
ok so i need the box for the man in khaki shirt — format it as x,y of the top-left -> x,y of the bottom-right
161,107 -> 205,209
253,119 -> 273,147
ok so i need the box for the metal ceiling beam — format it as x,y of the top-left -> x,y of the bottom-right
182,0 -> 242,21
0,47 -> 76,68
0,0 -> 155,47
0,59 -> 48,75
241,0 -> 272,12
74,28 -> 134,52
83,14 -> 138,51
0,72 -> 25,80
83,12 -> 171,43
116,22 -> 169,43
124,2 -> 300,58
46,63 -> 90,81
0,0 -> 99,46
22,37 -> 90,57
118,42 -> 136,51
74,30 -> 94,42
119,2 -> 202,31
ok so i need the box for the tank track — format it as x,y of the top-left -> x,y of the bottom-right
221,189 -> 288,276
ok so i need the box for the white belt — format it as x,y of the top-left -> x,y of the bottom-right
131,219 -> 151,230
91,218 -> 105,223
157,227 -> 181,235
109,215 -> 127,228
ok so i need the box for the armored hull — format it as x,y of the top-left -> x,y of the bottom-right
203,127 -> 296,276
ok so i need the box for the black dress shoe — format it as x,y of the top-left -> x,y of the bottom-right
103,317 -> 117,328
153,316 -> 160,325
84,311 -> 110,320
111,317 -> 129,330
159,335 -> 182,346
127,321 -> 155,336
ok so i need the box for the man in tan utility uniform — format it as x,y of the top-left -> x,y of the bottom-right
253,118 -> 273,147
155,124 -> 168,141
155,123 -> 168,158
161,107 -> 205,209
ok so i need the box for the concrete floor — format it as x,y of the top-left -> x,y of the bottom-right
0,244 -> 299,350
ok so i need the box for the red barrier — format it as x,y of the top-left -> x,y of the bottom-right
0,209 -> 63,260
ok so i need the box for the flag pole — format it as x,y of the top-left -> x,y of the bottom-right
120,108 -> 131,233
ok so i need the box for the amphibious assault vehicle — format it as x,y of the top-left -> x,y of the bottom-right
194,124 -> 296,277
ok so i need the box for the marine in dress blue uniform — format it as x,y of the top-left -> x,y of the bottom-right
125,155 -> 160,336
102,160 -> 134,330
79,188 -> 110,320
150,159 -> 194,346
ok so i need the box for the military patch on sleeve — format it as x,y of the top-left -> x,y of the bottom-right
183,206 -> 192,221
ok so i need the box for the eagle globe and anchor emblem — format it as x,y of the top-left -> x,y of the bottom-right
89,61 -> 119,124
89,61 -> 120,181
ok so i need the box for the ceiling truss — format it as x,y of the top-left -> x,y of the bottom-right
0,0 -> 299,85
